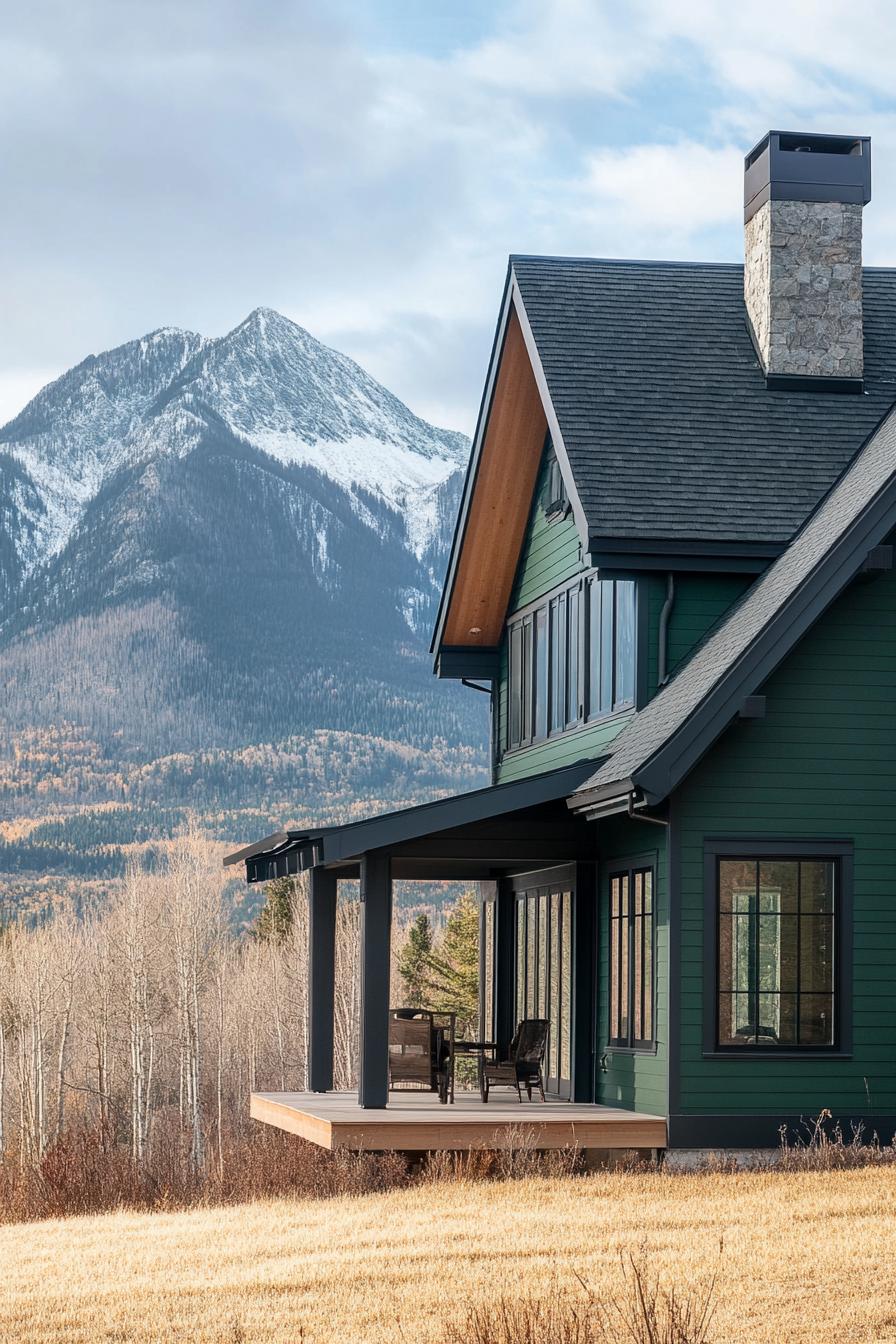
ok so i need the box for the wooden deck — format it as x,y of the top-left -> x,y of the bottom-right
251,1091 -> 667,1152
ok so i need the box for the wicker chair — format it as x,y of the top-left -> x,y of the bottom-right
388,1009 -> 452,1104
482,1019 -> 549,1103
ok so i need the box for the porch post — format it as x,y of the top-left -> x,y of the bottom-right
307,866 -> 337,1093
494,878 -> 516,1055
572,861 -> 597,1103
359,850 -> 392,1108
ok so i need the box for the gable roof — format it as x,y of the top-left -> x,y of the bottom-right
511,257 -> 896,560
570,404 -> 896,814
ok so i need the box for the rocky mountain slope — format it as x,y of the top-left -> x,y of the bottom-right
0,311 -> 488,911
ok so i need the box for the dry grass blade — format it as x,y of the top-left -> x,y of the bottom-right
444,1247 -> 721,1344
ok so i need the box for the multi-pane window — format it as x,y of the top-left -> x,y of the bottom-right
515,884 -> 573,1096
717,858 -> 837,1049
507,576 -> 636,751
609,866 -> 654,1050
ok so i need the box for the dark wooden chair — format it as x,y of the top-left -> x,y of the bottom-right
388,1009 -> 452,1103
482,1018 -> 549,1103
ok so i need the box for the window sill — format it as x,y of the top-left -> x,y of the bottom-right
605,1043 -> 658,1058
702,1050 -> 852,1061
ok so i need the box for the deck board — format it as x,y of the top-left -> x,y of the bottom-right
251,1091 -> 667,1151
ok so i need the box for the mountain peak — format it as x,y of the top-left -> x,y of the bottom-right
1,310 -> 470,578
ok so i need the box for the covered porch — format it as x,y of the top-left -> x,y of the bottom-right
225,762 -> 667,1151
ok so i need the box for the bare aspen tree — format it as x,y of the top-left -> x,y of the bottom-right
105,867 -> 166,1165
333,896 -> 361,1090
49,909 -> 82,1143
0,934 -> 7,1159
163,830 -> 225,1174
0,833 -> 377,1177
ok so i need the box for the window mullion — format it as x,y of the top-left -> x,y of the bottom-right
753,860 -> 760,1046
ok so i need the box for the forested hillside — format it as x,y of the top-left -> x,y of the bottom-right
0,311 -> 489,913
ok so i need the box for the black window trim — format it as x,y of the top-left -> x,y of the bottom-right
702,838 -> 854,1060
504,570 -> 640,756
607,852 -> 657,1055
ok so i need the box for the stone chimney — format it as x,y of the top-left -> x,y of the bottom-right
744,131 -> 871,391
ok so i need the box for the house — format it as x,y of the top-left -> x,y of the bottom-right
226,130 -> 896,1152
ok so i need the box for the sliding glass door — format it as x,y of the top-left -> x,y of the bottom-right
513,871 -> 574,1098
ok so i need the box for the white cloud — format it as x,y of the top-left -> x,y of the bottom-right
578,141 -> 740,255
4,0 -> 896,433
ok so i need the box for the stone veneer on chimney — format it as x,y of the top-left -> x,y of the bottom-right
743,132 -> 871,390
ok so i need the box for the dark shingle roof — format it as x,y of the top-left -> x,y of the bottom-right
572,404 -> 896,806
512,257 -> 896,547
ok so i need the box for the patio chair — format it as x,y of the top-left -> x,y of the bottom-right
388,1009 -> 451,1103
481,1018 -> 549,1103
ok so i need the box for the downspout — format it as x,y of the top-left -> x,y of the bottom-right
657,574 -> 676,687
627,791 -> 669,827
460,678 -> 496,782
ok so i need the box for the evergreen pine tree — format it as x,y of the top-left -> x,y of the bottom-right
253,876 -> 296,943
412,892 -> 480,1034
398,913 -> 434,1006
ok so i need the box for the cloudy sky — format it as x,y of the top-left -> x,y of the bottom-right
4,0 -> 896,433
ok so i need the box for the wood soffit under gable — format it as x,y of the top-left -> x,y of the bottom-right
442,299 -> 551,649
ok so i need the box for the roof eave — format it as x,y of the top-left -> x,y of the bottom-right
430,265 -> 514,659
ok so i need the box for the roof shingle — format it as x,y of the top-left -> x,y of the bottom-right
512,257 -> 896,547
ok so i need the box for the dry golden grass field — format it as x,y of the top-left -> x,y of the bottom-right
2,1167 -> 896,1343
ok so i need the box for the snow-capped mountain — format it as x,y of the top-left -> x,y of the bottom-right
0,313 -> 487,899
1,308 -> 468,583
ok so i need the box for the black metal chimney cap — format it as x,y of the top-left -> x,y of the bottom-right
744,130 -> 871,222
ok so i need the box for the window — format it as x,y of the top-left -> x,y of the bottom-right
542,452 -> 568,520
505,575 -> 636,753
586,576 -> 636,719
716,857 -> 838,1050
514,876 -> 573,1096
609,864 -> 655,1050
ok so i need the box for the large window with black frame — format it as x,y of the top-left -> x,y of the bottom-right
506,574 -> 636,752
608,864 -> 655,1051
514,877 -> 573,1097
716,857 -> 837,1049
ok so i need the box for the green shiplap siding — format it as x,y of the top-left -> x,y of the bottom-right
595,816 -> 669,1115
666,575 -> 753,680
644,573 -> 753,700
510,451 -> 583,612
497,712 -> 633,783
675,567 -> 896,1117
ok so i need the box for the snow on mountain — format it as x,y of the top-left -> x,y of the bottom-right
0,328 -> 206,569
0,308 -> 470,575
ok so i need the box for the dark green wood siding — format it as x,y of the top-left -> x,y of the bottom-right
674,567 -> 896,1117
666,575 -> 753,680
509,452 -> 583,611
643,573 -> 753,699
595,816 -> 669,1115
